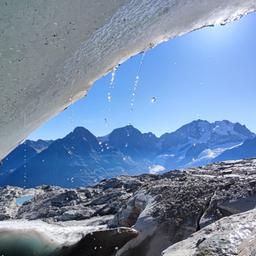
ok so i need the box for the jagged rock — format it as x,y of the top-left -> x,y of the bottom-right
114,159 -> 256,256
60,227 -> 138,256
238,236 -> 256,256
162,208 -> 256,256
1,159 -> 256,255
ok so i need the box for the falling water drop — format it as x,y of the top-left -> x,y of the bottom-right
107,65 -> 119,103
107,92 -> 112,103
151,97 -> 157,103
23,113 -> 27,188
68,94 -> 75,131
104,117 -> 108,127
130,52 -> 146,111
110,65 -> 118,87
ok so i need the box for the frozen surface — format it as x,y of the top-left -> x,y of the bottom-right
0,0 -> 256,160
16,194 -> 34,206
0,219 -> 107,246
0,218 -> 137,256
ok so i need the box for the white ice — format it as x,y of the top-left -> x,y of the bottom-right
0,1 -> 255,159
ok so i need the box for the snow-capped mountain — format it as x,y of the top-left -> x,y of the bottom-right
0,120 -> 255,188
0,140 -> 53,176
26,139 -> 53,153
106,125 -> 159,158
160,120 -> 253,148
0,127 -> 150,188
156,120 -> 255,168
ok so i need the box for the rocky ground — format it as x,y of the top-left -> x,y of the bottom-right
1,159 -> 256,255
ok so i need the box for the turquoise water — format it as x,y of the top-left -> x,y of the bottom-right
16,195 -> 34,206
0,231 -> 59,256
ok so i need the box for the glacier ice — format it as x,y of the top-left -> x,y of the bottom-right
0,0 -> 256,160
0,219 -> 138,256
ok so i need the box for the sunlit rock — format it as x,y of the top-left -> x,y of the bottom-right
162,208 -> 256,256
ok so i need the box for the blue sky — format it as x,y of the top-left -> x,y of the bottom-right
29,12 -> 256,140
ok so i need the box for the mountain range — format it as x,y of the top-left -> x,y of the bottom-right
0,120 -> 255,188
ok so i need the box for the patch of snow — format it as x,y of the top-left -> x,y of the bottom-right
149,165 -> 166,174
186,142 -> 244,167
212,121 -> 235,135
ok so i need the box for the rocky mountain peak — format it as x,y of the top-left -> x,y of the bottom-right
1,120 -> 255,188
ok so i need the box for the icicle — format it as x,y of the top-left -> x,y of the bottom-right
130,52 -> 146,111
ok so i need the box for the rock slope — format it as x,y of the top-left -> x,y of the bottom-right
1,159 -> 256,255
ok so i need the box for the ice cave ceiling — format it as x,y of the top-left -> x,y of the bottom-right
0,0 -> 256,160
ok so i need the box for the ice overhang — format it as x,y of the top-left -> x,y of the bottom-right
0,0 -> 256,160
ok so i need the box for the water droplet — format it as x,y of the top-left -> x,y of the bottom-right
104,118 -> 108,127
130,52 -> 146,111
110,65 -> 118,87
151,97 -> 157,103
107,65 -> 119,103
107,92 -> 112,102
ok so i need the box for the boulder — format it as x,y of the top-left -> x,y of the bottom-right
162,208 -> 256,256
